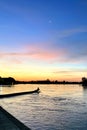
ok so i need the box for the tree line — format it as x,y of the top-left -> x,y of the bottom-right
0,76 -> 87,85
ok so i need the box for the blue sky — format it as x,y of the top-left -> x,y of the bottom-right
0,0 -> 87,81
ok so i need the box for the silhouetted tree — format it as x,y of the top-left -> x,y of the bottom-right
0,77 -> 15,85
82,77 -> 87,86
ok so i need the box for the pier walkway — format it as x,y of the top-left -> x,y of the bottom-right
0,106 -> 31,130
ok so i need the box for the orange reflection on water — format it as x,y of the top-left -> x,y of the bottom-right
0,84 -> 38,94
0,84 -> 83,99
40,84 -> 83,97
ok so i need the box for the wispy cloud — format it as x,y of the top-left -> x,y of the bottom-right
24,43 -> 66,61
0,48 -> 65,63
53,68 -> 87,74
52,27 -> 87,39
49,27 -> 87,63
65,46 -> 87,63
0,38 -> 87,65
9,58 -> 22,64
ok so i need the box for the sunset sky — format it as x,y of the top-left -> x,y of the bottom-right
0,0 -> 87,81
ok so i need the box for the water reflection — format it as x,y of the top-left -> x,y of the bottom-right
82,85 -> 87,96
0,84 -> 13,87
0,84 -> 38,94
0,85 -> 13,94
1,84 -> 87,130
40,84 -> 83,99
82,85 -> 87,95
82,85 -> 87,90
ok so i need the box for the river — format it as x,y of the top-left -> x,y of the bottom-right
0,84 -> 87,130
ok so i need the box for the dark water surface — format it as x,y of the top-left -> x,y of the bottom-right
0,84 -> 87,130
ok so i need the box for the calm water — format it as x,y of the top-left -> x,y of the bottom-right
0,84 -> 87,130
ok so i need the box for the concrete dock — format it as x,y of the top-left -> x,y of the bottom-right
0,106 -> 31,130
0,88 -> 40,98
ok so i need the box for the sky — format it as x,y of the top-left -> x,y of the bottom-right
0,0 -> 87,81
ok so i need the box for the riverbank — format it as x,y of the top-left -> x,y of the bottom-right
0,106 -> 31,130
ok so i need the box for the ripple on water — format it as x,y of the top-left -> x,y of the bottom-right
1,84 -> 87,130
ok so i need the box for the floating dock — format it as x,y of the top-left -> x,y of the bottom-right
0,87 -> 40,98
0,106 -> 31,130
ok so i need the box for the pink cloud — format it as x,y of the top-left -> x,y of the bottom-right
0,43 -> 66,63
9,58 -> 22,64
0,51 -> 65,62
23,43 -> 66,61
0,42 -> 86,64
29,50 -> 61,60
